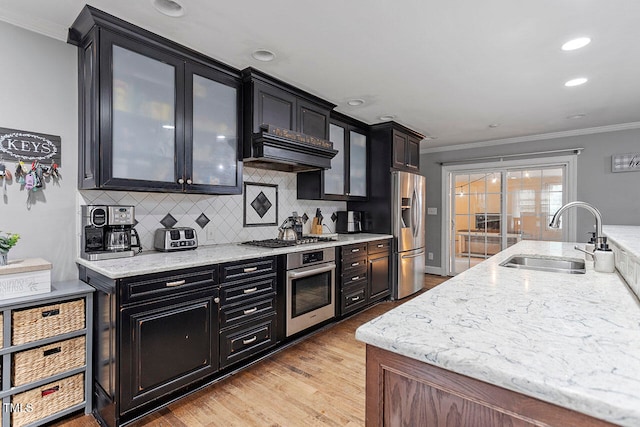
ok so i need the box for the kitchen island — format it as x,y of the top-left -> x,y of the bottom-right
356,240 -> 640,426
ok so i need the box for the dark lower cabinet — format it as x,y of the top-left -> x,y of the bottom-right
80,264 -> 219,427
338,239 -> 391,316
219,257 -> 279,369
120,289 -> 219,413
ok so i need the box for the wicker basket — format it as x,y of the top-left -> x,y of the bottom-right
11,373 -> 84,427
12,299 -> 85,345
12,336 -> 86,387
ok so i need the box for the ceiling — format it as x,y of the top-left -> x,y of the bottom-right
2,0 -> 640,150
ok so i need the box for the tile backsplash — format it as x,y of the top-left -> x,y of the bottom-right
78,167 -> 346,252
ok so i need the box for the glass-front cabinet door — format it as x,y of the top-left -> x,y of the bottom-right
324,123 -> 346,196
103,32 -> 184,191
185,63 -> 241,194
96,30 -> 241,194
349,130 -> 367,197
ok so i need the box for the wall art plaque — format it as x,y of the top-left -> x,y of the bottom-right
0,127 -> 62,165
612,152 -> 640,173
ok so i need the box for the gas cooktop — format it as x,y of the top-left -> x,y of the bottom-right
241,237 -> 335,248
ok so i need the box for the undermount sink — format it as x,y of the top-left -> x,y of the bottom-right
499,254 -> 586,274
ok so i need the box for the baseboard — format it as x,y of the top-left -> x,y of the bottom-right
425,265 -> 445,276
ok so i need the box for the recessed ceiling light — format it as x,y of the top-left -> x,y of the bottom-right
217,135 -> 226,139
251,49 -> 276,62
162,124 -> 175,129
378,115 -> 396,121
151,0 -> 185,17
488,123 -> 500,128
347,99 -> 365,106
562,37 -> 591,51
565,77 -> 588,87
567,114 -> 586,119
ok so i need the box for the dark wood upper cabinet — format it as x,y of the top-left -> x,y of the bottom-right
372,122 -> 424,172
242,68 -> 335,161
68,5 -> 243,194
297,112 -> 368,201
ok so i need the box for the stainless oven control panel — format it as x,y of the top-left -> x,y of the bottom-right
286,247 -> 335,269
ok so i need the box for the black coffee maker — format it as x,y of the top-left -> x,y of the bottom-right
82,205 -> 140,260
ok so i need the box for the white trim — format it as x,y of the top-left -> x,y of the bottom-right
421,121 -> 640,154
425,266 -> 445,276
0,12 -> 67,41
440,155 -> 578,276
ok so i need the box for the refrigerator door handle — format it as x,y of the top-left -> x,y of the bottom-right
412,189 -> 418,237
402,251 -> 425,259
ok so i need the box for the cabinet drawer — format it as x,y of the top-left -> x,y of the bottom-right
220,276 -> 276,306
220,257 -> 276,283
220,296 -> 276,329
341,270 -> 368,288
12,299 -> 85,346
341,254 -> 368,275
120,266 -> 216,305
368,239 -> 391,255
11,373 -> 84,427
341,285 -> 367,315
342,243 -> 368,259
13,336 -> 86,387
220,314 -> 277,369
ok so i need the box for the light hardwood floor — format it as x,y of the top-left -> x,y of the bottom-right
54,274 -> 449,427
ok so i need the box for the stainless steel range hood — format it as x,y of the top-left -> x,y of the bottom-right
244,125 -> 338,173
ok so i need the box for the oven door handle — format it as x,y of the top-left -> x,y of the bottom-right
287,263 -> 336,279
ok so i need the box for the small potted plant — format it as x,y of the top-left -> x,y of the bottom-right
0,231 -> 20,266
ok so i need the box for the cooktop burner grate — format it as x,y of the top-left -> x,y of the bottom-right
241,237 -> 334,248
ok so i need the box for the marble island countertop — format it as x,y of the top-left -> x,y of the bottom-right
356,239 -> 640,426
76,233 -> 392,279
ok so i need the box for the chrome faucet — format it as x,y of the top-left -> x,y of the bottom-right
549,201 -> 603,248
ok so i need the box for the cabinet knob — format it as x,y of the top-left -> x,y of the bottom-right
214,297 -> 220,304
178,178 -> 184,184
186,178 -> 192,185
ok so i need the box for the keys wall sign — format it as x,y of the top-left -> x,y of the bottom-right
612,152 -> 640,173
0,127 -> 62,165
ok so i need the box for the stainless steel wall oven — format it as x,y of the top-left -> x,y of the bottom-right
285,247 -> 336,336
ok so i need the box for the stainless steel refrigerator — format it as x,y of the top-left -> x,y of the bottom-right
392,171 -> 426,299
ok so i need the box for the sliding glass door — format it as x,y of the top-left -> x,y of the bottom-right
450,165 -> 565,275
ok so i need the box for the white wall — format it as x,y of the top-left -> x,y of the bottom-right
0,21 -> 78,282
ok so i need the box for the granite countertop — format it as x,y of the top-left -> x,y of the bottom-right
356,239 -> 640,426
603,225 -> 640,257
76,233 -> 393,279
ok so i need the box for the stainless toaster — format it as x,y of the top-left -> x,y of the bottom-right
153,227 -> 198,252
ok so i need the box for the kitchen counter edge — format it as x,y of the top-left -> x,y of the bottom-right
76,234 -> 393,279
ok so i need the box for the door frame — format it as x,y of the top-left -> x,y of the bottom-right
441,155 -> 578,276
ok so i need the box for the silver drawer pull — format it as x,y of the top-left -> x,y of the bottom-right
243,267 -> 258,273
352,276 -> 360,281
242,336 -> 257,345
351,248 -> 360,253
351,296 -> 360,302
243,287 -> 258,294
243,307 -> 258,315
166,279 -> 186,287
377,244 -> 384,248
351,262 -> 360,267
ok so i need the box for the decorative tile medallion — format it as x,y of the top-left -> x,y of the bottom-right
244,182 -> 278,227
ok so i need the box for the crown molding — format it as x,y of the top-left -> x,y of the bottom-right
0,12 -> 67,41
421,121 -> 640,154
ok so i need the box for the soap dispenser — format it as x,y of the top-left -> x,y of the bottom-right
593,237 -> 615,273
584,232 -> 597,260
